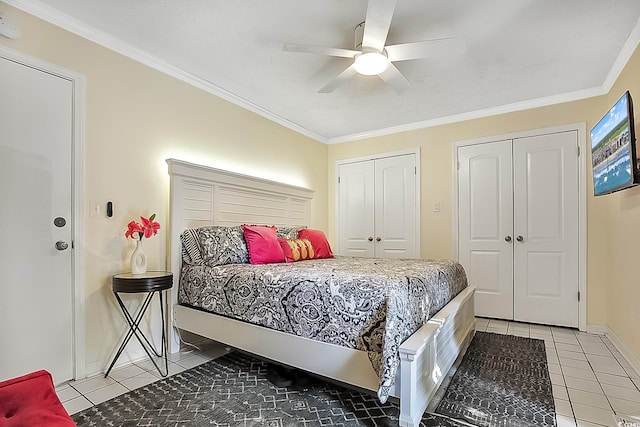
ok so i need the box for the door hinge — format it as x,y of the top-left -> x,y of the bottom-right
577,146 -> 581,157
414,166 -> 416,174
338,176 -> 341,184
578,291 -> 581,302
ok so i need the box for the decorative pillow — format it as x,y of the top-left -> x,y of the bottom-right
298,228 -> 334,259
243,225 -> 284,264
180,228 -> 203,265
199,225 -> 249,267
276,226 -> 307,240
278,238 -> 315,262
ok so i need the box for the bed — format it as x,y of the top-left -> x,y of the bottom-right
167,159 -> 476,427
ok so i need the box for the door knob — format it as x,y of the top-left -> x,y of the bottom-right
505,236 -> 512,242
55,241 -> 69,251
376,237 -> 381,242
368,237 -> 373,242
516,235 -> 524,243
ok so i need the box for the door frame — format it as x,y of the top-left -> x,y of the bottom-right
334,147 -> 421,258
451,123 -> 587,331
0,46 -> 86,379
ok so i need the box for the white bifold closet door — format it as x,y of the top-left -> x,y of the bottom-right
458,131 -> 579,327
338,154 -> 417,258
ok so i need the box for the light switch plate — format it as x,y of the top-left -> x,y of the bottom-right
89,200 -> 100,218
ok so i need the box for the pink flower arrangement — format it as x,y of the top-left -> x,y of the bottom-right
125,214 -> 160,240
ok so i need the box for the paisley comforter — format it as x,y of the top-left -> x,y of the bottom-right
178,256 -> 468,402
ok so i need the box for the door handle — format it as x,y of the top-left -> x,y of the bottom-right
368,237 -> 373,242
55,241 -> 69,251
516,235 -> 524,243
505,236 -> 512,242
376,237 -> 381,242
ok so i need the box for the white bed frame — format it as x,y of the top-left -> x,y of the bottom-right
167,158 -> 476,427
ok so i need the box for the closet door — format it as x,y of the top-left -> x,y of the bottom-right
458,131 -> 579,327
338,160 -> 375,257
513,131 -> 579,327
374,155 -> 417,258
337,153 -> 417,258
458,140 -> 514,319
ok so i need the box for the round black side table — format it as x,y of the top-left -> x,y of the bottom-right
104,271 -> 173,378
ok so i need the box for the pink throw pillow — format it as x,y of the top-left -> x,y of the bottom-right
242,225 -> 284,264
278,238 -> 315,262
298,229 -> 334,259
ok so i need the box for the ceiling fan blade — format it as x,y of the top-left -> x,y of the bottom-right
377,63 -> 411,93
386,38 -> 466,62
318,64 -> 358,93
283,43 -> 359,59
361,0 -> 397,51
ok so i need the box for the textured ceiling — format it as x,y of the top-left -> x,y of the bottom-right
6,0 -> 640,143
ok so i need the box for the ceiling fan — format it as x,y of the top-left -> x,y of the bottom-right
283,0 -> 465,94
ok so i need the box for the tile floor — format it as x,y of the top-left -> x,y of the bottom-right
475,318 -> 640,427
56,333 -> 231,416
56,320 -> 640,427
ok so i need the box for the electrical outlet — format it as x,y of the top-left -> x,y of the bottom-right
432,202 -> 441,213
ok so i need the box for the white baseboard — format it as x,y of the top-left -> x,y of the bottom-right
84,348 -> 148,379
588,324 -> 640,378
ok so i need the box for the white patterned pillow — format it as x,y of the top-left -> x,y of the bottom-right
199,225 -> 249,266
180,228 -> 203,265
276,226 -> 307,240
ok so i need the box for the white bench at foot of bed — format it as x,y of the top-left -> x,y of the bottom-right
173,286 -> 475,427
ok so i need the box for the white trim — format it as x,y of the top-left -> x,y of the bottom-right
451,123 -> 587,331
334,148 -> 421,259
0,45 -> 86,379
596,326 -> 640,378
329,89 -> 605,145
5,1 -> 640,145
585,324 -> 640,377
603,16 -> 640,91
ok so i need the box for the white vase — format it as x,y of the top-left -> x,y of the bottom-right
130,239 -> 147,274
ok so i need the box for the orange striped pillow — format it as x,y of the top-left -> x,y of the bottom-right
278,238 -> 315,262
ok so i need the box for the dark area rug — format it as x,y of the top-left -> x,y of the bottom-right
434,331 -> 556,427
72,351 -> 470,427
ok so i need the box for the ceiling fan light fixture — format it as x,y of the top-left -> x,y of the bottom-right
354,51 -> 388,75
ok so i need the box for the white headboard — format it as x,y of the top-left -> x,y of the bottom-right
166,158 -> 314,350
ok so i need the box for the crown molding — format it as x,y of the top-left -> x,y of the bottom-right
6,1 -> 640,145
3,0 -> 329,144
603,16 -> 640,92
327,86 -> 608,144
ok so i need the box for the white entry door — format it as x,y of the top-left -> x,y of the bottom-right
0,56 -> 75,383
458,131 -> 579,327
513,132 -> 579,327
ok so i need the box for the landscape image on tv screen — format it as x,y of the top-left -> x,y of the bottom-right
591,93 -> 633,195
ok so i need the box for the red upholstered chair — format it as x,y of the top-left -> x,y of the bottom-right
0,370 -> 76,427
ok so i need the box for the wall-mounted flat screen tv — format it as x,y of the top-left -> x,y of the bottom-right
590,91 -> 638,196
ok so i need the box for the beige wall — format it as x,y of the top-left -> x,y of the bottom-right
2,2 -> 639,374
328,46 -> 640,362
598,44 -> 640,361
0,5 -> 328,375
